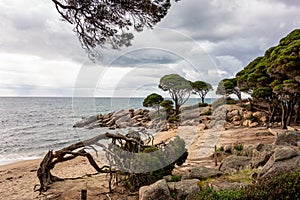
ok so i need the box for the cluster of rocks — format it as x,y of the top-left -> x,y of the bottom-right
73,104 -> 274,132
219,131 -> 300,178
218,130 -> 300,178
139,177 -> 201,200
180,104 -> 272,131
139,130 -> 300,199
180,106 -> 212,128
223,105 -> 268,128
73,109 -> 151,129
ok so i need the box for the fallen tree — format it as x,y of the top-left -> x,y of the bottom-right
35,129 -> 188,193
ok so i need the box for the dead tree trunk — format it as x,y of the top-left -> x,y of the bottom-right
35,131 -> 153,193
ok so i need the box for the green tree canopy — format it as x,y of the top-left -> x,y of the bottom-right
191,81 -> 213,103
159,74 -> 192,114
52,0 -> 179,59
216,78 -> 241,100
143,93 -> 164,113
265,29 -> 300,128
236,29 -> 300,129
236,56 -> 279,123
160,99 -> 174,111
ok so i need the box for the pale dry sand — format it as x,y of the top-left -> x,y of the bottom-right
0,126 -> 277,199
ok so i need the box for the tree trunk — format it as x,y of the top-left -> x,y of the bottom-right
174,98 -> 180,115
294,105 -> 299,125
268,102 -> 278,124
36,150 -> 63,193
281,103 -> 288,129
201,96 -> 205,104
36,132 -> 154,193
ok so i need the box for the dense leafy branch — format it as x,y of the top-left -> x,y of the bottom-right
216,78 -> 241,100
52,0 -> 179,59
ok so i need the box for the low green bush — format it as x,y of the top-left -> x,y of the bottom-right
226,97 -> 238,105
198,103 -> 209,107
243,169 -> 300,199
234,143 -> 243,151
216,146 -> 224,152
196,187 -> 244,200
195,169 -> 300,200
171,175 -> 181,182
168,116 -> 179,123
201,109 -> 212,116
114,137 -> 188,191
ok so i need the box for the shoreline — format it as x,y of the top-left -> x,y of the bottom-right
0,158 -> 41,171
0,125 -> 280,199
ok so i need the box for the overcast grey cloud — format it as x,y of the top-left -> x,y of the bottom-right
1,0 -> 300,97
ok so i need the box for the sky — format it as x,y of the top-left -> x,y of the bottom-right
1,0 -> 300,97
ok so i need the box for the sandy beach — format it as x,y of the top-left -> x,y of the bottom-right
0,126 -> 277,199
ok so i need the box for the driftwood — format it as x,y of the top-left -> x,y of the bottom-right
35,130 -> 155,193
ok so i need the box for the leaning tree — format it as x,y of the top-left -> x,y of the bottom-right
159,74 -> 192,115
191,80 -> 213,104
236,56 -> 279,123
235,29 -> 300,129
216,78 -> 242,100
36,130 -> 188,193
143,93 -> 164,115
52,0 -> 180,59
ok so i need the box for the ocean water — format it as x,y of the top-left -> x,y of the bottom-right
0,97 -> 214,165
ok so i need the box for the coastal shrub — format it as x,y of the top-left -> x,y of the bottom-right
226,97 -> 238,105
216,146 -> 224,152
115,137 -> 188,191
171,175 -> 181,182
143,146 -> 158,153
196,187 -> 244,200
243,169 -> 300,199
160,100 -> 174,111
198,103 -> 209,107
234,143 -> 243,151
194,169 -> 300,200
168,116 -> 179,123
201,109 -> 212,116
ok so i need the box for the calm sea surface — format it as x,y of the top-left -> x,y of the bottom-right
0,97 -> 215,165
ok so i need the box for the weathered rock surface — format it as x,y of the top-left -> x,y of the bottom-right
219,155 -> 251,173
206,180 -> 249,191
167,179 -> 200,200
258,146 -> 300,179
182,166 -> 223,180
275,131 -> 300,146
250,144 -> 275,168
73,115 -> 100,128
139,179 -> 173,200
73,109 -> 151,129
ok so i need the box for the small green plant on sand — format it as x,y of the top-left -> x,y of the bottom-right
216,146 -> 224,152
171,175 -> 181,182
234,143 -> 243,151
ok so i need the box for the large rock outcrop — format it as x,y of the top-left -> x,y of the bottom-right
182,166 -> 223,180
167,179 -> 200,200
73,109 -> 151,129
258,146 -> 300,179
219,155 -> 251,173
275,131 -> 300,146
139,179 -> 173,200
